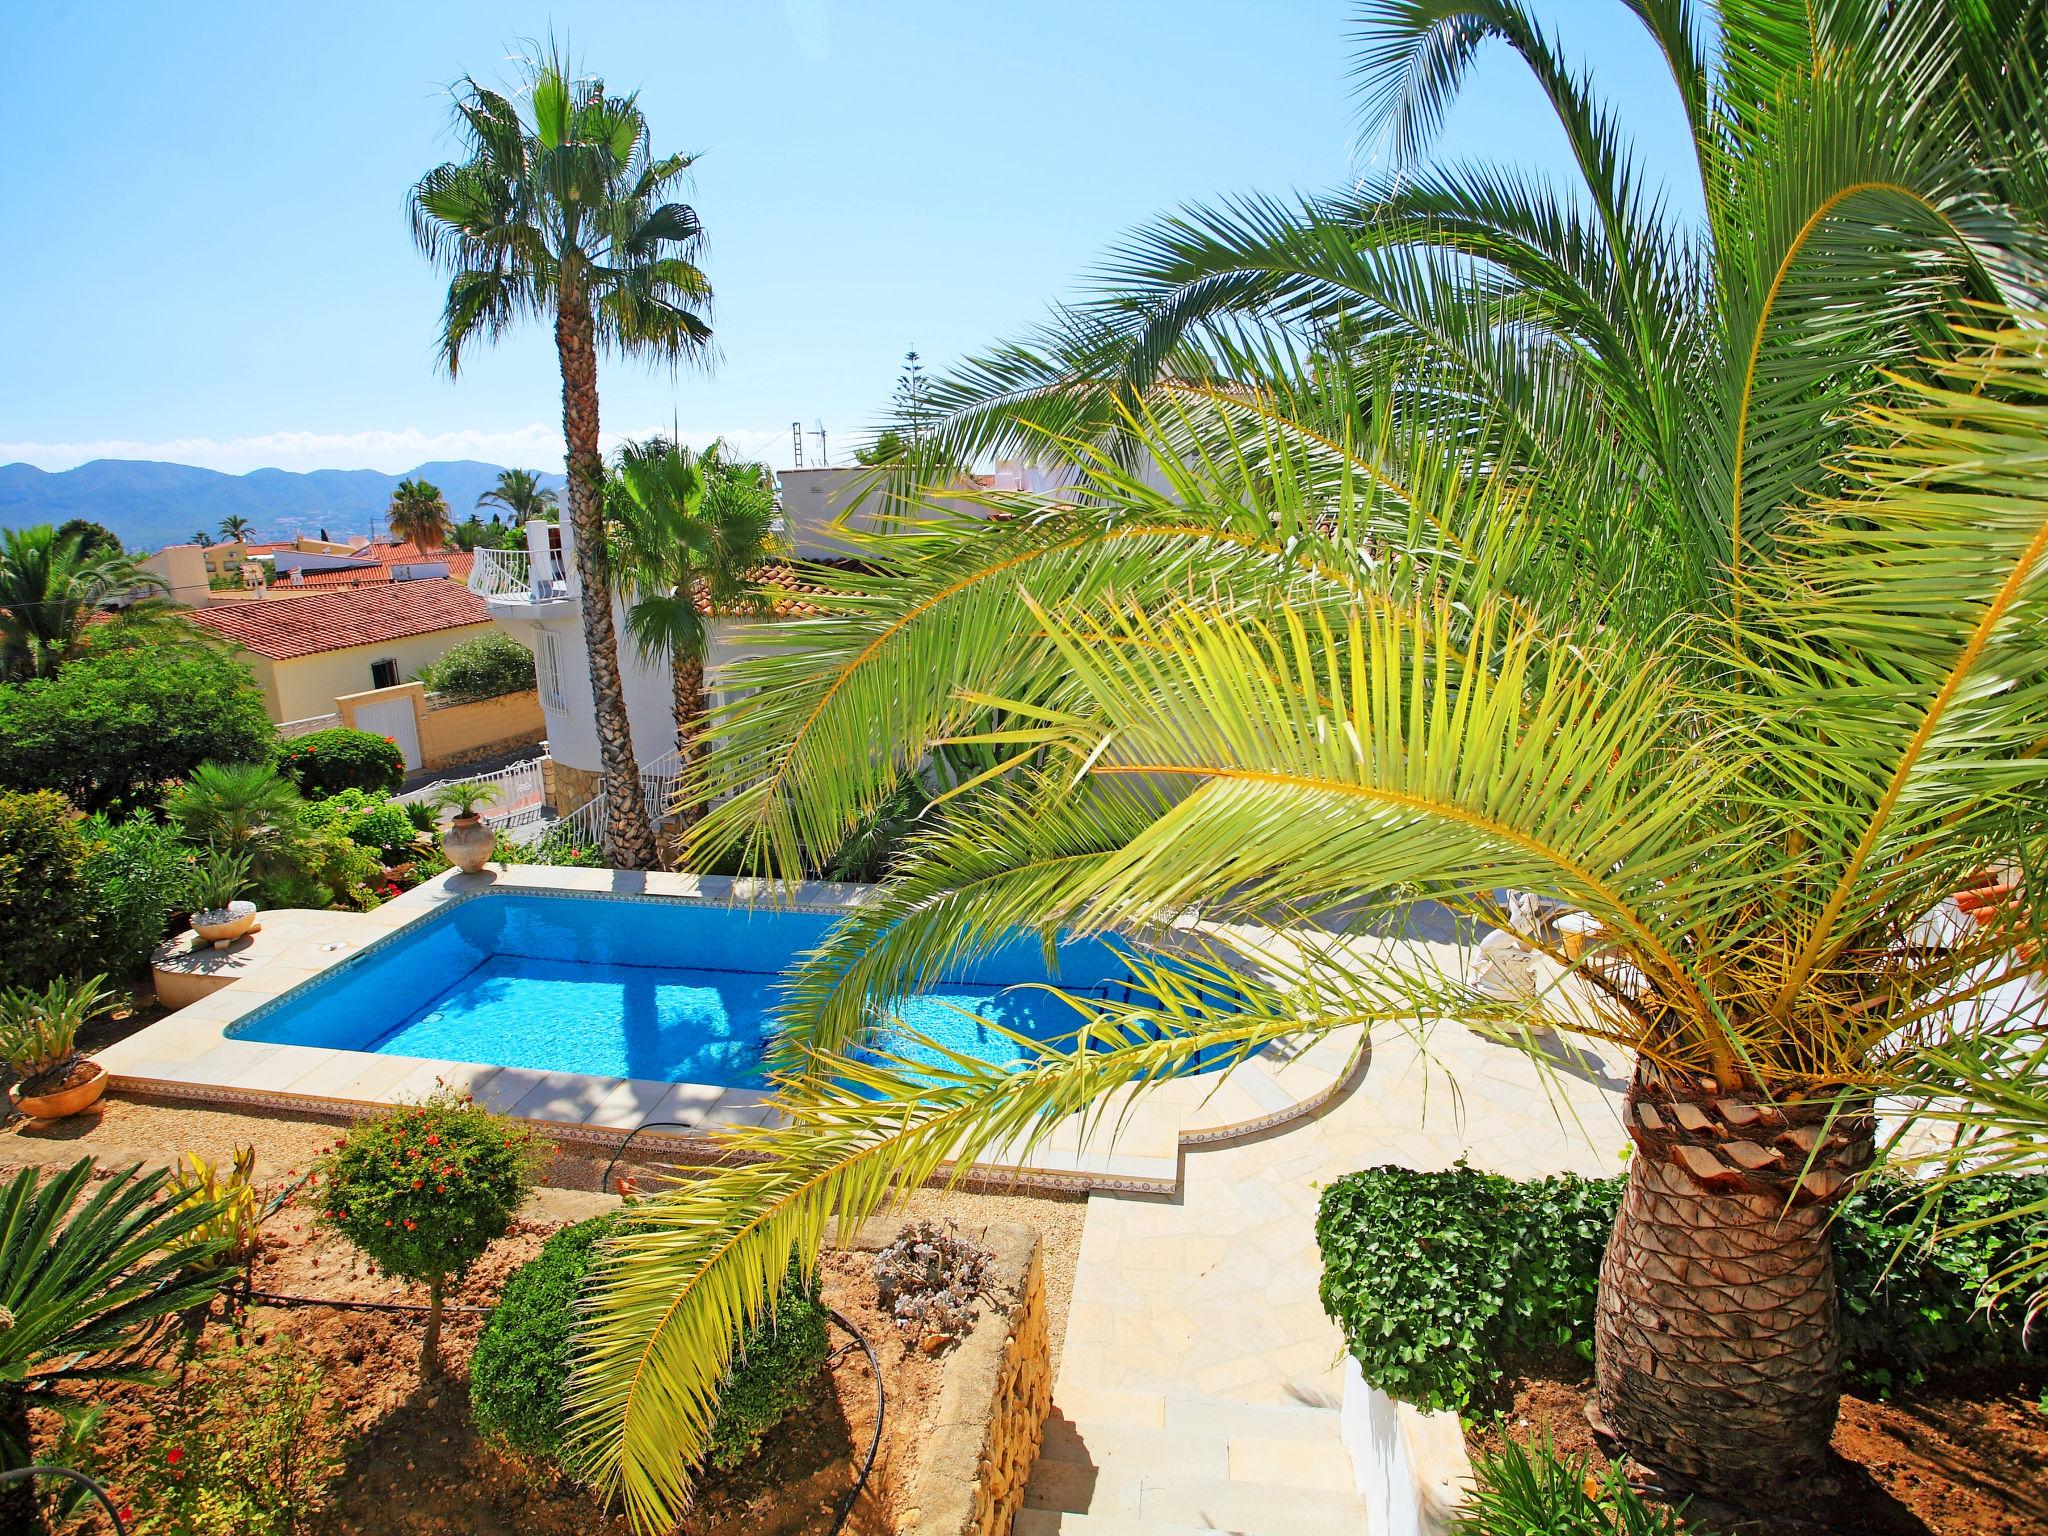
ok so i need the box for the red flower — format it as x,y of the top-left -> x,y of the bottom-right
404,1218 -> 416,1229
384,735 -> 396,744
412,1178 -> 423,1189
165,1448 -> 183,1466
425,1135 -> 440,1147
116,1508 -> 133,1524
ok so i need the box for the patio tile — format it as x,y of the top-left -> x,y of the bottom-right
584,1077 -> 684,1130
509,1071 -> 621,1124
648,1080 -> 726,1128
227,1047 -> 343,1094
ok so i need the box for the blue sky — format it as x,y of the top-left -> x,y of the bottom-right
0,1 -> 1695,474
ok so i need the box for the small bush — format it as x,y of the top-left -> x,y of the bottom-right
416,630 -> 536,702
1454,1439 -> 1692,1536
0,790 -> 92,989
471,1214 -> 830,1473
873,1220 -> 992,1342
1316,1164 -> 2048,1412
259,827 -> 383,912
275,728 -> 405,797
315,1088 -> 545,1372
0,644 -> 276,815
300,790 -> 420,864
78,811 -> 200,975
132,1345 -> 342,1536
498,827 -> 609,868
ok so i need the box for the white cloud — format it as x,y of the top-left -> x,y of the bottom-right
0,424 -> 794,475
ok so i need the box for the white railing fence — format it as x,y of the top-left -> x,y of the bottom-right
398,757 -> 548,837
467,547 -> 572,603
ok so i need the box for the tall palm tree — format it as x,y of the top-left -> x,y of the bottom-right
409,46 -> 714,871
477,467 -> 559,522
605,438 -> 777,831
217,514 -> 254,544
555,2 -> 2048,1521
0,526 -> 174,682
386,477 -> 452,551
191,529 -> 214,548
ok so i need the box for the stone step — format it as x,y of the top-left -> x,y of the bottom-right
1024,1458 -> 1367,1536
1049,1386 -> 1343,1446
1014,1510 -> 1238,1536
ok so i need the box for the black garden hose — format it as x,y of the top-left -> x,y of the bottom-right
0,1464 -> 129,1534
601,1119 -> 701,1190
824,1308 -> 884,1536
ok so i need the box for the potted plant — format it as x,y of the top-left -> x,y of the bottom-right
430,780 -> 503,874
189,847 -> 257,947
1,974 -> 118,1119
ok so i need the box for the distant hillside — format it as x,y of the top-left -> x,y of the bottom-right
0,459 -> 567,551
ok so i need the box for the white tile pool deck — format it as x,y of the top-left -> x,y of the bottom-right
107,865 -> 1360,1194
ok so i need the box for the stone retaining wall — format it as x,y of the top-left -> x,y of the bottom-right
851,1220 -> 1051,1536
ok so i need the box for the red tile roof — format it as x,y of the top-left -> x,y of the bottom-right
276,549 -> 476,590
696,564 -> 835,618
190,581 -> 493,659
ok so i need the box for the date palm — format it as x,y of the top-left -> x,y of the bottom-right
409,44 -> 714,871
556,1 -> 2048,1519
0,525 -> 173,682
605,437 -> 776,832
216,514 -> 254,544
387,477 -> 452,551
477,466 -> 559,522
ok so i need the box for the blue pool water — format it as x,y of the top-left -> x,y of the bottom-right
229,891 -> 1183,1088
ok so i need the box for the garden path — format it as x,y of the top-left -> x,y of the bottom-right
1019,934 -> 1631,1533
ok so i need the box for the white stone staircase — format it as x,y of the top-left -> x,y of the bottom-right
1015,1384 -> 1368,1536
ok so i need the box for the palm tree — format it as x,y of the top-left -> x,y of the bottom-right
217,514 -> 254,544
477,467 -> 559,522
0,525 -> 174,682
605,438 -> 777,831
387,477 -> 452,551
191,529 -> 214,548
555,2 -> 2048,1520
0,1159 -> 231,1533
163,761 -> 306,885
409,46 -> 714,871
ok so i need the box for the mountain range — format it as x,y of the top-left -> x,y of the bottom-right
0,459 -> 568,552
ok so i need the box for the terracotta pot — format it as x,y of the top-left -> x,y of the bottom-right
442,815 -> 495,874
192,900 -> 259,945
11,1060 -> 107,1120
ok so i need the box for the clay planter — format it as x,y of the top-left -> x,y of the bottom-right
192,900 -> 259,946
441,815 -> 495,874
11,1059 -> 108,1120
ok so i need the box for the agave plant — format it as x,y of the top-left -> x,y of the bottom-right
0,975 -> 117,1094
0,1160 -> 232,1532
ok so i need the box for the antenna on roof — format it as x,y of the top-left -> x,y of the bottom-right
791,420 -> 804,469
810,419 -> 829,467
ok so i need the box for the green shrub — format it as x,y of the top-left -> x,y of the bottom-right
132,1344 -> 342,1536
416,630 -> 536,702
275,728 -> 405,797
0,791 -> 93,989
315,1089 -> 545,1372
471,1213 -> 830,1472
258,828 -> 384,912
1316,1163 -> 1615,1412
0,645 -> 275,815
1454,1439 -> 1694,1536
1316,1164 -> 2048,1412
78,812 -> 200,975
496,825 -> 610,868
300,790 -> 420,863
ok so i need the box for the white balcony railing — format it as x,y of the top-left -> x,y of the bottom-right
468,546 -> 573,604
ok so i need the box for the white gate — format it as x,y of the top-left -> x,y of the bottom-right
353,694 -> 423,771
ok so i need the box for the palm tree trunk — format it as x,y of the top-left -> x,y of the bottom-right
1594,1057 -> 1874,1500
670,645 -> 706,833
555,272 -> 657,870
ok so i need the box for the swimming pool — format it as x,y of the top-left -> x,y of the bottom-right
228,890 -> 1182,1089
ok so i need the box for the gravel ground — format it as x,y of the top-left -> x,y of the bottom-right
0,1090 -> 1091,1375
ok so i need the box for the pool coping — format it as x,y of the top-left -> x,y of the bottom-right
104,865 -> 1358,1195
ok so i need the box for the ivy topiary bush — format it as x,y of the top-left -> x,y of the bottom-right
1317,1163 -> 2048,1412
470,1213 -> 829,1473
416,630 -> 536,702
0,791 -> 93,989
276,728 -> 405,798
315,1089 -> 545,1374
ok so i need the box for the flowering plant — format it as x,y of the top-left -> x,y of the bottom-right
314,1087 -> 545,1373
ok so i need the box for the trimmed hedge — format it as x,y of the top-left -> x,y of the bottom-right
471,1214 -> 830,1472
276,728 -> 405,797
416,631 -> 535,703
1316,1163 -> 2048,1412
